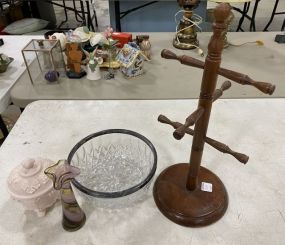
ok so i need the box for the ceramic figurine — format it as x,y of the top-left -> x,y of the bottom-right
66,43 -> 82,73
83,48 -> 103,80
65,42 -> 86,78
49,32 -> 67,50
7,158 -> 59,217
116,43 -> 149,78
44,160 -> 86,231
139,36 -> 151,60
37,40 -> 44,48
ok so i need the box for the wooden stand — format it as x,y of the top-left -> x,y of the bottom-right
153,3 -> 275,227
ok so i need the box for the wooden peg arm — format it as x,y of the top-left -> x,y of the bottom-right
161,49 -> 275,95
213,80 -> 232,101
205,137 -> 249,164
218,68 -> 275,95
158,114 -> 249,164
161,49 -> 205,69
173,107 -> 204,140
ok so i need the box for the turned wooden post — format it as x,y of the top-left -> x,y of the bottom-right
187,4 -> 230,191
153,3 -> 233,227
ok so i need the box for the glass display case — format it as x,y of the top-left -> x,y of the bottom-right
21,39 -> 66,84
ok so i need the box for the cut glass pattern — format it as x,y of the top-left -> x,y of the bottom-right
70,133 -> 155,193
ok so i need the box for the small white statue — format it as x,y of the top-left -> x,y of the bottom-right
83,48 -> 103,81
49,32 -> 67,50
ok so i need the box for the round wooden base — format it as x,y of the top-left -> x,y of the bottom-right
153,163 -> 228,227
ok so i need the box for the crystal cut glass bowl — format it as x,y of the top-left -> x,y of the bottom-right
67,129 -> 157,208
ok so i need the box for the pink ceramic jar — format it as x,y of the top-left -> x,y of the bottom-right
7,158 -> 59,217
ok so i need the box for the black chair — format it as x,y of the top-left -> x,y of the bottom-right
45,0 -> 98,31
0,115 -> 9,141
234,0 -> 261,32
263,0 -> 285,31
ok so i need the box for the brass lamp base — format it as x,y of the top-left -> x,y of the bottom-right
206,7 -> 234,48
174,1 -> 200,50
173,34 -> 199,50
223,35 -> 230,48
153,163 -> 228,227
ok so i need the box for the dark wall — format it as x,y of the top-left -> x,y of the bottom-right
109,1 -> 209,32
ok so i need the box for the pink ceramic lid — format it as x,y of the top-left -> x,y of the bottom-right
7,158 -> 54,200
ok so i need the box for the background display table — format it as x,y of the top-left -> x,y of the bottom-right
0,35 -> 42,139
0,35 -> 42,113
0,99 -> 284,244
10,32 -> 285,109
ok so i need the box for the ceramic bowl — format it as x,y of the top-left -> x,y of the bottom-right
67,129 -> 157,208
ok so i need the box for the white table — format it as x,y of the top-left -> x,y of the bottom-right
0,99 -> 284,245
10,32 -> 285,109
0,35 -> 43,114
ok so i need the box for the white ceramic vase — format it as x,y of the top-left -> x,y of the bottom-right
86,65 -> 101,80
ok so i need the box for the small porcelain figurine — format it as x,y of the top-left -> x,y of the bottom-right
139,36 -> 151,60
49,32 -> 67,50
66,43 -> 82,74
83,48 -> 103,80
7,158 -> 59,217
65,33 -> 86,79
116,42 -> 149,78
